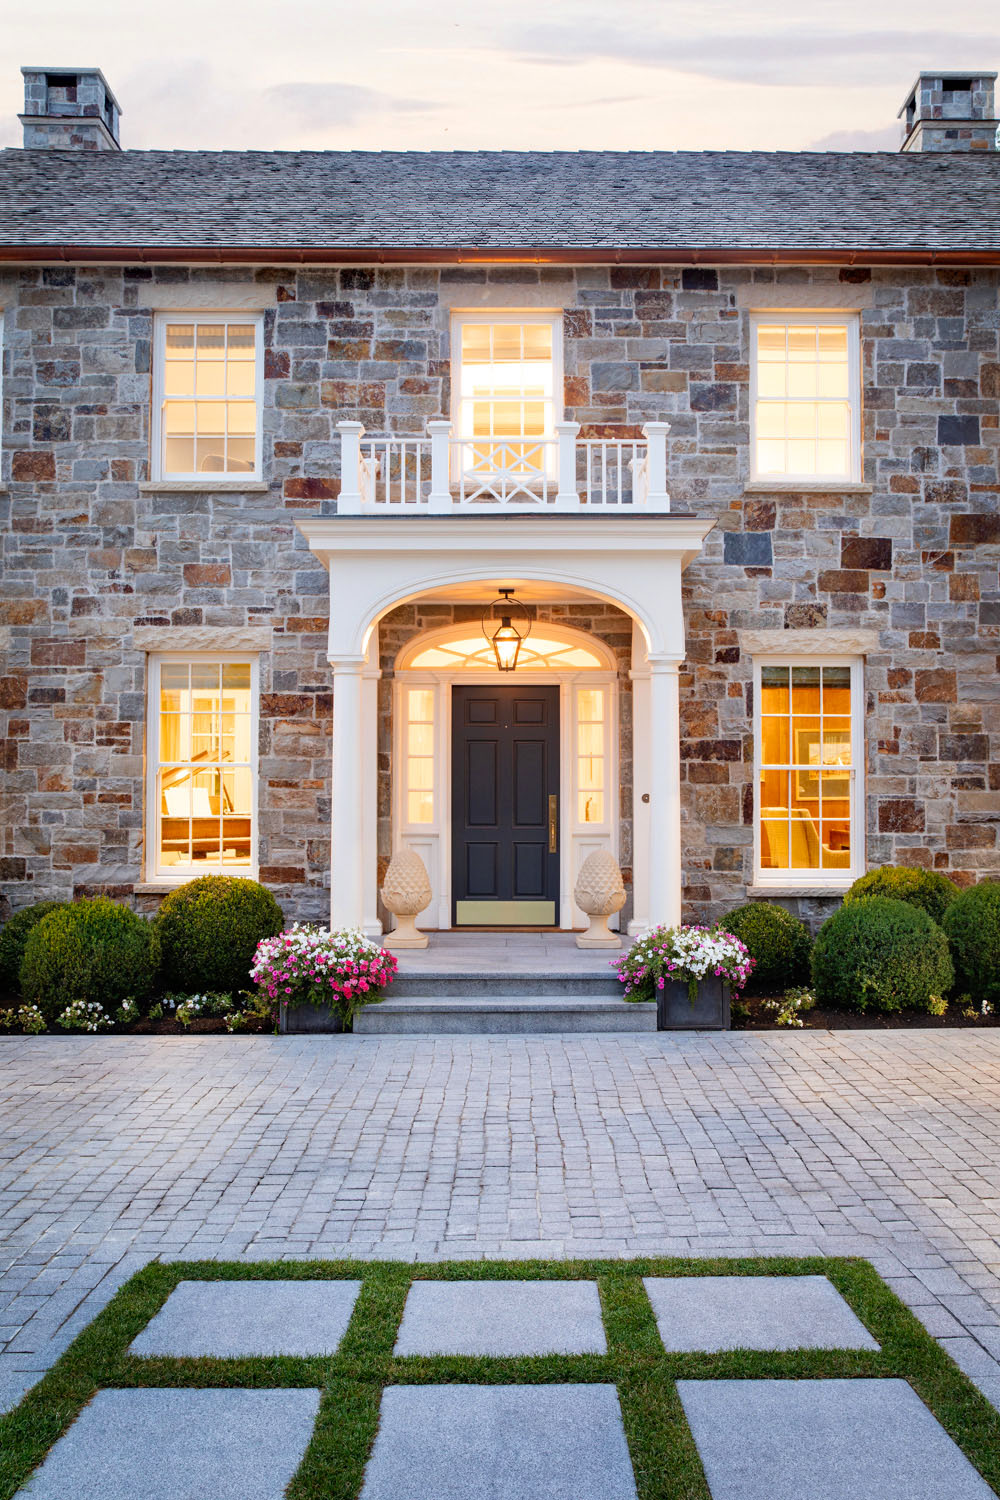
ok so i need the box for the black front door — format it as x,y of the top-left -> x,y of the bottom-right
452,684 -> 559,926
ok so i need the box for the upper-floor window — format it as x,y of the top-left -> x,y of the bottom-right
146,655 -> 258,880
754,656 -> 864,888
750,313 -> 861,483
451,312 -> 561,474
152,314 -> 263,481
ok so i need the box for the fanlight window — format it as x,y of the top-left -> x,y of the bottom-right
407,634 -> 605,672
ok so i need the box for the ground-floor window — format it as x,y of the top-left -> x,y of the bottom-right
754,656 -> 863,886
146,655 -> 258,879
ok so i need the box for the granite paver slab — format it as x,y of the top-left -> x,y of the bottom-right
645,1274 -> 880,1351
393,1279 -> 607,1355
129,1279 -> 362,1357
15,1387 -> 321,1500
677,1379 -> 997,1500
359,1384 -> 637,1500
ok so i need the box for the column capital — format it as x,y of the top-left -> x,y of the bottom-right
328,654 -> 367,673
646,654 -> 684,673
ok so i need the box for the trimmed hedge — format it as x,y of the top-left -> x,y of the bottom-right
843,865 -> 960,925
811,896 -> 953,1014
718,902 -> 812,995
942,880 -> 1000,1006
155,876 -> 284,995
0,902 -> 68,994
20,898 -> 157,1019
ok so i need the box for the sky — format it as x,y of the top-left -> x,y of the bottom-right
1,0 -> 998,153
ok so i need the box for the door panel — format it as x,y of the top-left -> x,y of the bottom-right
452,684 -> 559,926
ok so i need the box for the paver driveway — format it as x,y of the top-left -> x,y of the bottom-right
2,1030 -> 1000,1413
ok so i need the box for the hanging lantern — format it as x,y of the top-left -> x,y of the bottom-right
482,587 -> 530,673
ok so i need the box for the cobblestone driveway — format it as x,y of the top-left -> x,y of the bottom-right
2,1031 -> 1000,1413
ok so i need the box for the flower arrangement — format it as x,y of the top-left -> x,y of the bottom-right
250,924 -> 397,1025
614,924 -> 754,1005
56,999 -> 112,1032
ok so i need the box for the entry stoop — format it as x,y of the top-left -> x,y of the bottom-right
353,933 -> 654,1035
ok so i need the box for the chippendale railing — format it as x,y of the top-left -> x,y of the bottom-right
335,420 -> 671,513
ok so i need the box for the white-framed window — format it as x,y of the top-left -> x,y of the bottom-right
750,312 -> 861,483
151,314 -> 263,481
450,311 -> 562,474
753,655 -> 864,887
145,655 -> 259,880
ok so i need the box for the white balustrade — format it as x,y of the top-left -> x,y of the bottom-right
336,417 -> 670,513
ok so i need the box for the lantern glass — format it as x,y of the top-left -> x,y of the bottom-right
491,618 -> 521,672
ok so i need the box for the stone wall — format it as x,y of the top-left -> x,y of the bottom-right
1,261 -> 997,924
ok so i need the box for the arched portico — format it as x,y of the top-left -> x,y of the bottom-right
297,513 -> 715,935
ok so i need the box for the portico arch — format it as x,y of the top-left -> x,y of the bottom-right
297,513 -> 715,934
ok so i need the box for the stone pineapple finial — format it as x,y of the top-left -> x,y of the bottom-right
381,847 -> 432,950
574,849 -> 626,949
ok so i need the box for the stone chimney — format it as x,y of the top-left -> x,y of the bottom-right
898,71 -> 998,152
20,67 -> 121,150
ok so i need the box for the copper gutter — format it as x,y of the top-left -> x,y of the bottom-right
0,244 -> 999,266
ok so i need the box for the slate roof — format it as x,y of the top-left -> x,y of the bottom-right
1,147 -> 999,256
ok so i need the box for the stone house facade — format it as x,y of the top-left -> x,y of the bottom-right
1,66 -> 998,935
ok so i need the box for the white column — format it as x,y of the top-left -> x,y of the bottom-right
554,420 -> 581,508
427,419 -> 452,512
361,651 -> 383,937
329,655 -> 366,931
336,421 -> 365,514
646,655 -> 683,928
641,422 -> 670,512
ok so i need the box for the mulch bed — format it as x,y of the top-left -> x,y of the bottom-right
733,994 -> 998,1031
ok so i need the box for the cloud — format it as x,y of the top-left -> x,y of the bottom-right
113,61 -> 440,148
506,25 -> 1000,86
263,81 -> 435,131
810,124 -> 902,150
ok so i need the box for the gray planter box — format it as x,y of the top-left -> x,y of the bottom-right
279,1003 -> 344,1035
657,976 -> 730,1030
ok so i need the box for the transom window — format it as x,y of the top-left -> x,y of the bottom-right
750,313 -> 861,482
407,634 -> 604,672
452,312 -> 561,474
152,314 -> 262,481
755,658 -> 863,885
147,656 -> 258,878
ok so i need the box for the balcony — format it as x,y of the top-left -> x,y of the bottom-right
335,420 -> 671,514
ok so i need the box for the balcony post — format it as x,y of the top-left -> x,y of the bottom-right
554,421 -> 581,508
427,420 -> 452,512
641,421 -> 671,511
336,421 -> 365,514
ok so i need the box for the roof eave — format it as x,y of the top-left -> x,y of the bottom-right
0,243 -> 998,266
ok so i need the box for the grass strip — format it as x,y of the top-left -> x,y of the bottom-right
1,1255 -> 998,1500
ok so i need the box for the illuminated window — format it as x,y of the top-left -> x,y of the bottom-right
153,315 -> 262,480
751,314 -> 860,482
576,686 -> 606,825
756,660 -> 862,884
148,657 -> 257,876
452,312 -> 561,473
405,688 -> 435,825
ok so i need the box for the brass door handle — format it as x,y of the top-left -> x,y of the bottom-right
548,794 -> 558,853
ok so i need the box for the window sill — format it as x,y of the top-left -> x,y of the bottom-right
139,481 -> 270,493
135,876 -> 258,893
744,481 -> 872,495
746,882 -> 854,898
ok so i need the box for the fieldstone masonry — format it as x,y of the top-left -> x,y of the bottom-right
1,262 -> 997,924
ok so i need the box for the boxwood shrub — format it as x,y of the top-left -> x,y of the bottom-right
0,901 -> 68,995
156,876 -> 284,995
942,880 -> 1000,1007
20,898 -> 157,1019
843,865 -> 960,925
811,896 -> 953,1014
718,902 -> 812,995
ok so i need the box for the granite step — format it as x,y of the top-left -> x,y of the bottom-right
390,971 -> 622,999
353,994 -> 655,1035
